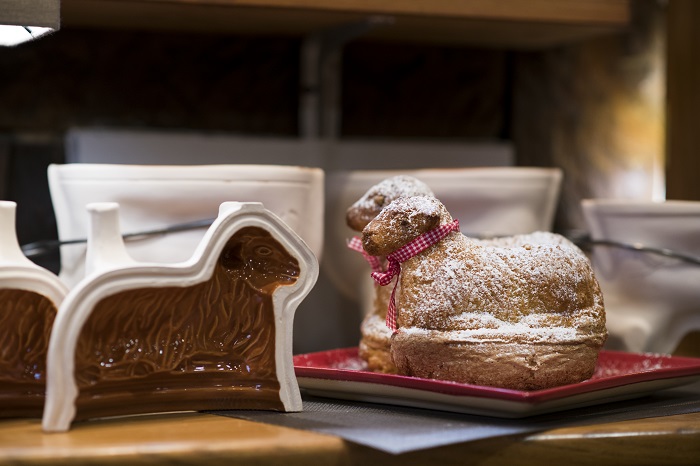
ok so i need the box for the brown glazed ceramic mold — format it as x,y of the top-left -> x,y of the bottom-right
42,201 -> 318,432
0,201 -> 68,418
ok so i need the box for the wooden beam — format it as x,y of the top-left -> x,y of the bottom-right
60,0 -> 629,48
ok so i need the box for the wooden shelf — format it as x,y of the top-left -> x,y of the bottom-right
60,0 -> 630,48
1,410 -> 699,465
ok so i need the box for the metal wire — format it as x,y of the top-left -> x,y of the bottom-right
574,236 -> 700,266
21,218 -> 216,258
22,222 -> 700,267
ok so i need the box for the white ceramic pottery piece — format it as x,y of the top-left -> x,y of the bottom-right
323,167 -> 562,311
0,201 -> 68,418
42,201 -> 318,432
582,199 -> 700,354
48,164 -> 324,288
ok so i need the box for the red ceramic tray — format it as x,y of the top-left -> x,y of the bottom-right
293,348 -> 700,418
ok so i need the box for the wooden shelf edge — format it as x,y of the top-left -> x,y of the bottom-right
60,0 -> 630,48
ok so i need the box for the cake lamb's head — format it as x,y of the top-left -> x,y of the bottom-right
346,175 -> 434,232
361,196 -> 452,257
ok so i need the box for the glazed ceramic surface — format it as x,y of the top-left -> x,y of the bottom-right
324,167 -> 562,310
0,201 -> 68,418
43,201 -> 318,432
48,164 -> 324,288
582,199 -> 700,354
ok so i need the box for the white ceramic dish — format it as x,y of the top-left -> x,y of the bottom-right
582,199 -> 700,354
48,164 -> 324,288
294,348 -> 700,418
43,201 -> 319,432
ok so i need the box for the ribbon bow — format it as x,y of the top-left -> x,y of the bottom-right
347,236 -> 383,274
348,219 -> 460,332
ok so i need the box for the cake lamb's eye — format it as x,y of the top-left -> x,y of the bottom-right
373,194 -> 386,207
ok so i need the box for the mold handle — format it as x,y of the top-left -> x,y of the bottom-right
85,203 -> 135,275
0,201 -> 33,265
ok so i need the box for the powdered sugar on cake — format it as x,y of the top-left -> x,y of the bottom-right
350,175 -> 434,214
401,232 -> 603,343
346,176 -> 435,232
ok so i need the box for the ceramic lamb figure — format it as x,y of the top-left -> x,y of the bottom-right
43,201 -> 318,432
361,196 -> 607,390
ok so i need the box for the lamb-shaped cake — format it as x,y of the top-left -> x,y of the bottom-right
361,196 -> 607,390
43,201 -> 318,432
0,201 -> 68,418
346,175 -> 434,373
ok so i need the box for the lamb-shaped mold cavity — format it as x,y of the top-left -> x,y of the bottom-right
42,201 -> 318,432
0,201 -> 68,418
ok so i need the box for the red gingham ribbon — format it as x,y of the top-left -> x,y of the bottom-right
347,236 -> 384,273
349,219 -> 460,332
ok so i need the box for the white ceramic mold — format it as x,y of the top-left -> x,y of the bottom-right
582,199 -> 700,354
42,201 -> 318,432
48,163 -> 324,288
0,201 -> 68,418
324,167 -> 563,311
